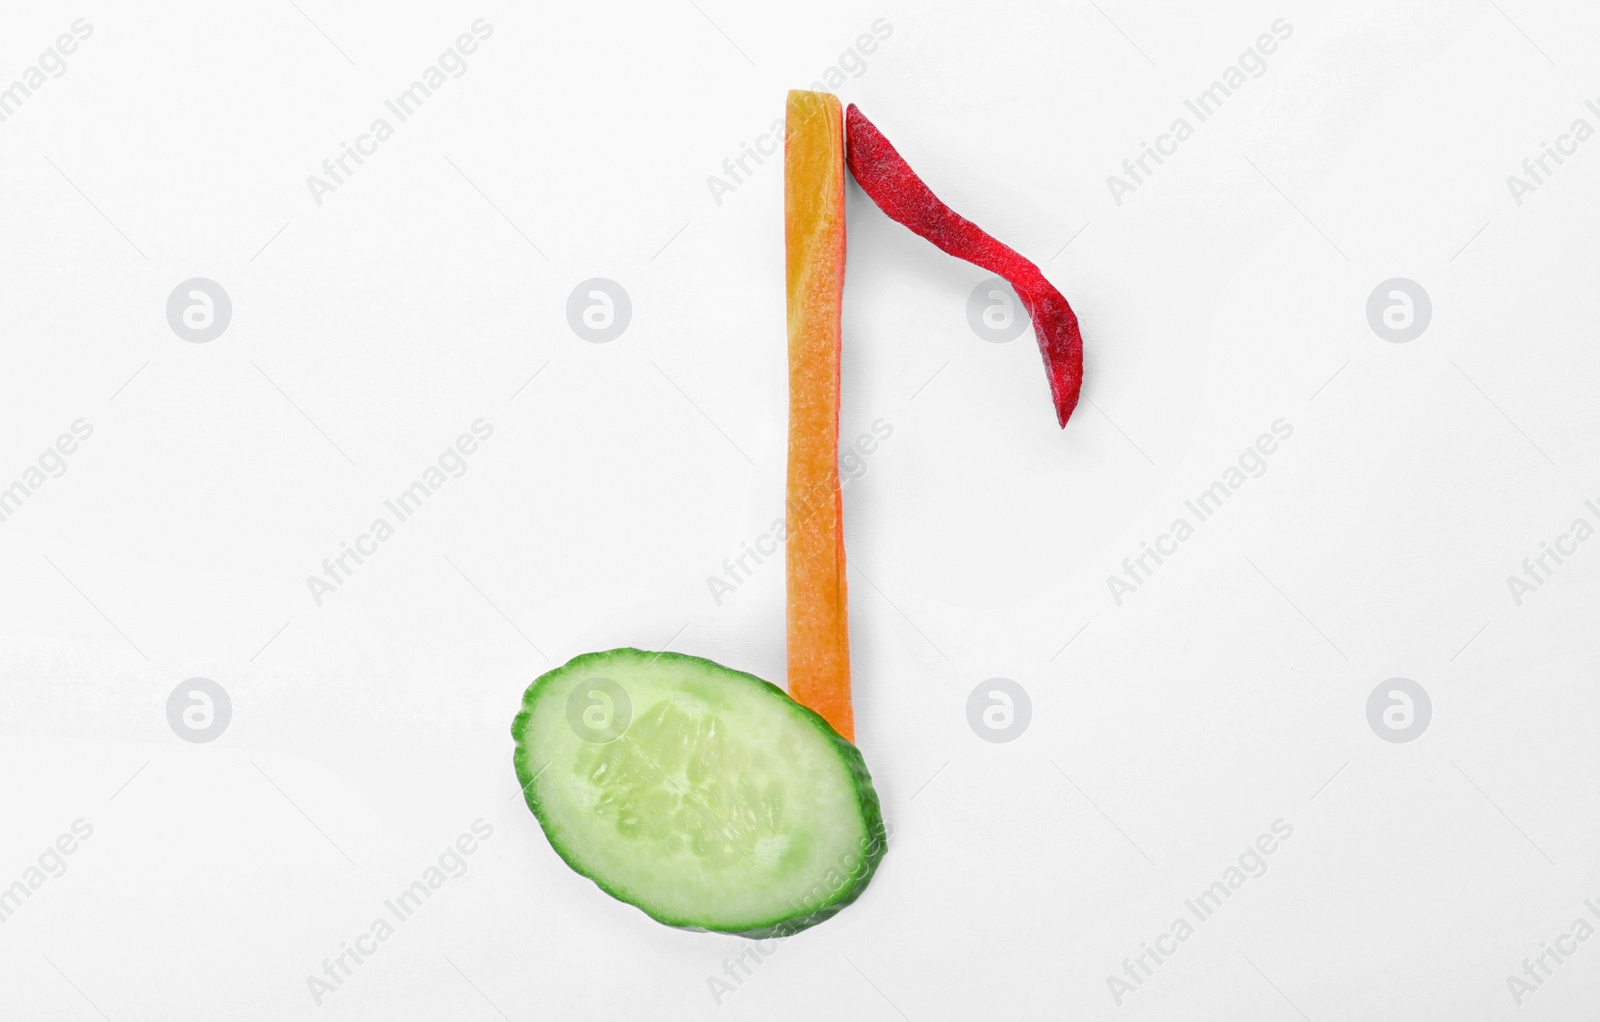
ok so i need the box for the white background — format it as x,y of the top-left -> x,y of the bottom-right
2,0 -> 1598,1019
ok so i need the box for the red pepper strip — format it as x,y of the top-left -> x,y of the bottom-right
844,104 -> 1084,427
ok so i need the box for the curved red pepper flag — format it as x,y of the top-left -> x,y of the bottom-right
844,104 -> 1084,427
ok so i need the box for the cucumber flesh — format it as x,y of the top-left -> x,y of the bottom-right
512,648 -> 885,936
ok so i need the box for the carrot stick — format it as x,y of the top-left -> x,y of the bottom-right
784,90 -> 853,742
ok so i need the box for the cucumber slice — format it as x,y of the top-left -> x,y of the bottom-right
512,648 -> 886,936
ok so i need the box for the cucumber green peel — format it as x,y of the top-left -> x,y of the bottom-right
512,648 -> 886,936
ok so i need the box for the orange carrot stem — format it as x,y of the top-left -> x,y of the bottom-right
784,90 -> 853,742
